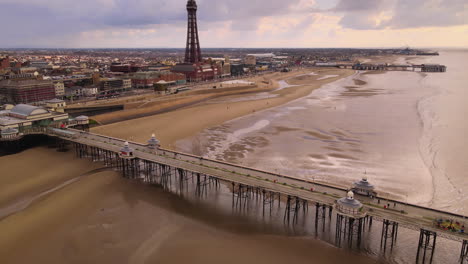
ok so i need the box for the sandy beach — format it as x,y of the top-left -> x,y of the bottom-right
0,145 -> 376,264
92,68 -> 354,149
0,68 -> 384,263
2,52 -> 466,263
0,68 -> 383,263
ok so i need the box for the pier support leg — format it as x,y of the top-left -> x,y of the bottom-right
284,195 -> 291,224
416,229 -> 437,264
380,219 -> 399,252
335,214 -> 365,248
335,214 -> 341,246
460,240 -> 468,264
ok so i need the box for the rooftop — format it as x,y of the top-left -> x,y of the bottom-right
337,191 -> 363,209
46,98 -> 65,104
10,104 -> 49,118
0,104 -> 68,126
353,177 -> 375,190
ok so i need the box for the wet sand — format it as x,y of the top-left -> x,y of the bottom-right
0,148 -> 102,209
0,146 -> 377,264
92,68 -> 354,149
0,68 -> 384,263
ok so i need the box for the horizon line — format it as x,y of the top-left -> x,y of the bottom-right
1,46 -> 467,50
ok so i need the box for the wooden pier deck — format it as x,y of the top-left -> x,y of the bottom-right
42,128 -> 467,243
2,126 -> 467,263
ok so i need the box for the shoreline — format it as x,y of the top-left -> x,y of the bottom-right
2,54 -> 465,263
0,148 -> 377,263
92,68 -> 355,149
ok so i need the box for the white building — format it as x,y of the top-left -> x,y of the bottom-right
65,86 -> 98,97
54,82 -> 65,97
45,98 -> 66,112
82,87 -> 98,97
122,79 -> 132,90
0,104 -> 69,131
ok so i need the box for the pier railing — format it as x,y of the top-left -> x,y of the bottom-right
2,127 -> 467,242
38,128 -> 468,220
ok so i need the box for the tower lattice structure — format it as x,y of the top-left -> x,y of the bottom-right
185,0 -> 202,64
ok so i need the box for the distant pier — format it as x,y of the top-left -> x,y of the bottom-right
325,63 -> 448,72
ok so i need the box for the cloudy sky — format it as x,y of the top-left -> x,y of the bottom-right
1,0 -> 467,48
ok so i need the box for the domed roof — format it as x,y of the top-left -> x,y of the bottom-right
10,104 -> 48,117
337,191 -> 362,209
147,133 -> 160,145
120,142 -> 133,153
353,177 -> 375,190
75,115 -> 89,121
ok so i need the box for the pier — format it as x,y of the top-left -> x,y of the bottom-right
333,63 -> 448,72
1,127 -> 467,263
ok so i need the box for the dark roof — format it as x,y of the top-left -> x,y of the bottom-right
337,196 -> 362,209
353,178 -> 374,190
172,64 -> 196,72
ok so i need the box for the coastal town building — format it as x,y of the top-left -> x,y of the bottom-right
65,86 -> 98,97
132,71 -> 186,89
0,79 -> 56,104
110,63 -> 145,73
146,64 -> 172,72
172,63 -> 220,82
245,55 -> 256,65
45,98 -> 66,112
100,78 -> 132,91
28,61 -> 52,69
0,56 -> 10,71
16,67 -> 38,74
0,104 -> 69,131
210,57 -> 232,77
122,79 -> 132,90
1,72 -> 37,81
230,63 -> 247,76
53,82 -> 65,97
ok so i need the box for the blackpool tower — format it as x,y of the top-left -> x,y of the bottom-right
184,0 -> 202,63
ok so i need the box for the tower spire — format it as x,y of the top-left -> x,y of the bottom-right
185,0 -> 202,63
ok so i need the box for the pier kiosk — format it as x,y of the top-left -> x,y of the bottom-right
118,142 -> 138,179
351,177 -> 376,197
334,191 -> 367,247
74,115 -> 90,131
119,142 -> 134,158
147,134 -> 160,150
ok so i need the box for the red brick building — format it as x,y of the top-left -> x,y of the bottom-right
0,79 -> 56,104
171,63 -> 221,82
132,71 -> 186,89
0,57 -> 10,71
110,64 -> 145,73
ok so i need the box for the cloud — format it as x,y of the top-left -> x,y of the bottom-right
329,0 -> 468,30
0,0 -> 467,47
383,0 -> 468,29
